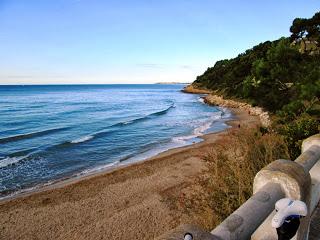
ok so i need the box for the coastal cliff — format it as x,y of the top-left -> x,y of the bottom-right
184,12 -> 320,159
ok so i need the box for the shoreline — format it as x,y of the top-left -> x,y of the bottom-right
0,107 -> 233,203
183,84 -> 271,127
0,102 -> 233,202
0,96 -> 261,240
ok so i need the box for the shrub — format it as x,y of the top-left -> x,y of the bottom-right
202,127 -> 289,224
278,115 -> 319,159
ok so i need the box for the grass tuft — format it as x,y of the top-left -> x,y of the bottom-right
161,126 -> 290,230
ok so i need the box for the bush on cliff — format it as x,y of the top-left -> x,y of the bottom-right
277,115 -> 319,159
194,12 -> 320,159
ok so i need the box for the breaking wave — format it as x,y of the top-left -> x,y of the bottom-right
0,156 -> 28,168
70,135 -> 94,144
0,127 -> 70,144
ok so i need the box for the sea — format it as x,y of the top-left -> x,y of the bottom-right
0,84 -> 232,198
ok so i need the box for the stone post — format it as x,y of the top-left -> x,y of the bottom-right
252,159 -> 311,240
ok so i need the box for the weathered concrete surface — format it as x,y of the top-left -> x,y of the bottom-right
253,159 -> 311,240
301,134 -> 320,153
309,201 -> 320,240
296,134 -> 320,240
309,160 -> 320,213
251,210 -> 278,240
210,183 -> 283,240
253,159 -> 311,201
297,134 -> 320,172
296,145 -> 320,173
156,224 -> 221,240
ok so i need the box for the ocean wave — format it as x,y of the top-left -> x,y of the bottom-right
122,120 -> 133,125
218,107 -> 232,119
148,104 -> 175,117
126,104 -> 175,122
194,114 -> 223,135
70,135 -> 94,144
118,140 -> 164,163
59,105 -> 174,145
7,148 -> 38,158
193,121 -> 213,136
0,147 -> 45,169
3,104 -> 176,154
111,104 -> 175,127
172,134 -> 198,144
0,178 -> 60,200
0,127 -> 70,144
172,111 -> 226,145
78,161 -> 120,175
0,156 -> 27,168
197,97 -> 205,104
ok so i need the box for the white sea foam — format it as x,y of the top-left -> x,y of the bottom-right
0,156 -> 26,168
172,135 -> 198,144
172,120 -> 212,145
193,121 -> 212,136
79,161 -> 119,175
194,113 -> 224,135
0,179 -> 58,201
172,110 -> 229,145
197,97 -> 205,104
218,107 -> 232,119
70,135 -> 94,144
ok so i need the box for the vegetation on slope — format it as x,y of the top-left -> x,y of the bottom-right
194,12 -> 320,159
203,127 -> 289,225
163,127 -> 289,230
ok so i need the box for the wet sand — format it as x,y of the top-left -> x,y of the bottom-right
0,108 -> 259,240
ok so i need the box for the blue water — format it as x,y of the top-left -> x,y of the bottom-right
0,84 -> 232,198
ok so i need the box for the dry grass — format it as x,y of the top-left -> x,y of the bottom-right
161,126 -> 290,230
202,127 -> 289,225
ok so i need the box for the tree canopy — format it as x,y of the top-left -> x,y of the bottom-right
193,12 -> 320,159
290,12 -> 320,44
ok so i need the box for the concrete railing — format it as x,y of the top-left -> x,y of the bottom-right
158,134 -> 320,240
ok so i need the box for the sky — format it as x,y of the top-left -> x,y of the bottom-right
0,0 -> 319,84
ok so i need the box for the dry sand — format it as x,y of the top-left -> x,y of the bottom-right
0,109 -> 259,240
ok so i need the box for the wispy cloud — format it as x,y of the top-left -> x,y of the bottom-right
136,63 -> 194,70
136,63 -> 166,69
1,75 -> 65,79
180,65 -> 193,70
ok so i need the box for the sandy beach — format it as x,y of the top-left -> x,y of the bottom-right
0,108 -> 259,240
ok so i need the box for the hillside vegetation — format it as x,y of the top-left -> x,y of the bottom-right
193,12 -> 320,159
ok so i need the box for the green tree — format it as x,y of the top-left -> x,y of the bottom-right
290,12 -> 320,51
194,11 -> 320,160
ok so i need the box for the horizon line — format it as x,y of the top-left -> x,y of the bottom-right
0,82 -> 191,86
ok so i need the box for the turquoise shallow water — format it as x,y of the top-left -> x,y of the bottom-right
0,84 -> 232,197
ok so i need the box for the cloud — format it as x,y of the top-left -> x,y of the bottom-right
136,63 -> 166,69
1,75 -> 65,79
179,65 -> 193,69
136,63 -> 194,70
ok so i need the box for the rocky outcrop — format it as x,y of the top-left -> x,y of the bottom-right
182,84 -> 271,127
182,85 -> 212,94
204,94 -> 271,127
